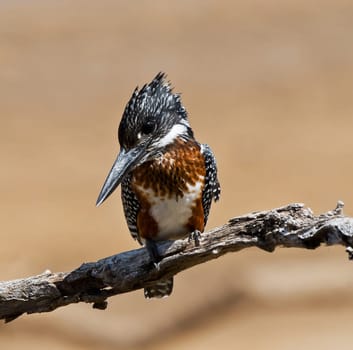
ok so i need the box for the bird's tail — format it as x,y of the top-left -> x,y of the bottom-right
144,277 -> 173,299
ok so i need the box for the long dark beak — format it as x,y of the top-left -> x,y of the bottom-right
96,146 -> 145,206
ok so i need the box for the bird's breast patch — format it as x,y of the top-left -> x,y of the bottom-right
131,139 -> 206,240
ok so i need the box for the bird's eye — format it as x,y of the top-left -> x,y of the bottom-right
141,121 -> 155,135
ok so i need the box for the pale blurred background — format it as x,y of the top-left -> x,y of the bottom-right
1,0 -> 353,349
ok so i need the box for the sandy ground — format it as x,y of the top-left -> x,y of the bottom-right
1,0 -> 353,349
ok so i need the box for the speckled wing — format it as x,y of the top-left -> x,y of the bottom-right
201,144 -> 221,226
121,173 -> 142,245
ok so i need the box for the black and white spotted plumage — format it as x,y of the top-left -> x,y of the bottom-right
121,174 -> 141,243
201,143 -> 221,226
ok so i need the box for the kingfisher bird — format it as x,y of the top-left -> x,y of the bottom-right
96,73 -> 220,298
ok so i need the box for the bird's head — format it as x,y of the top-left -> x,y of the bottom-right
96,72 -> 193,206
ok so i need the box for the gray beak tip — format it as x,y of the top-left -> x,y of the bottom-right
95,197 -> 104,207
96,183 -> 114,207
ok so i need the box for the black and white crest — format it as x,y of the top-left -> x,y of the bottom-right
123,72 -> 187,123
118,72 -> 193,150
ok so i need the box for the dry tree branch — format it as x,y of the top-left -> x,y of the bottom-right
1,202 -> 353,323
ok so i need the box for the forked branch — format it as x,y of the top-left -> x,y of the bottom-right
1,202 -> 353,323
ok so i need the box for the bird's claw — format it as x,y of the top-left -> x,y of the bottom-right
146,239 -> 162,269
188,230 -> 201,247
153,261 -> 161,270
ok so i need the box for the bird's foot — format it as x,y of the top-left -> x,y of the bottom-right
188,230 -> 201,247
145,239 -> 161,270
